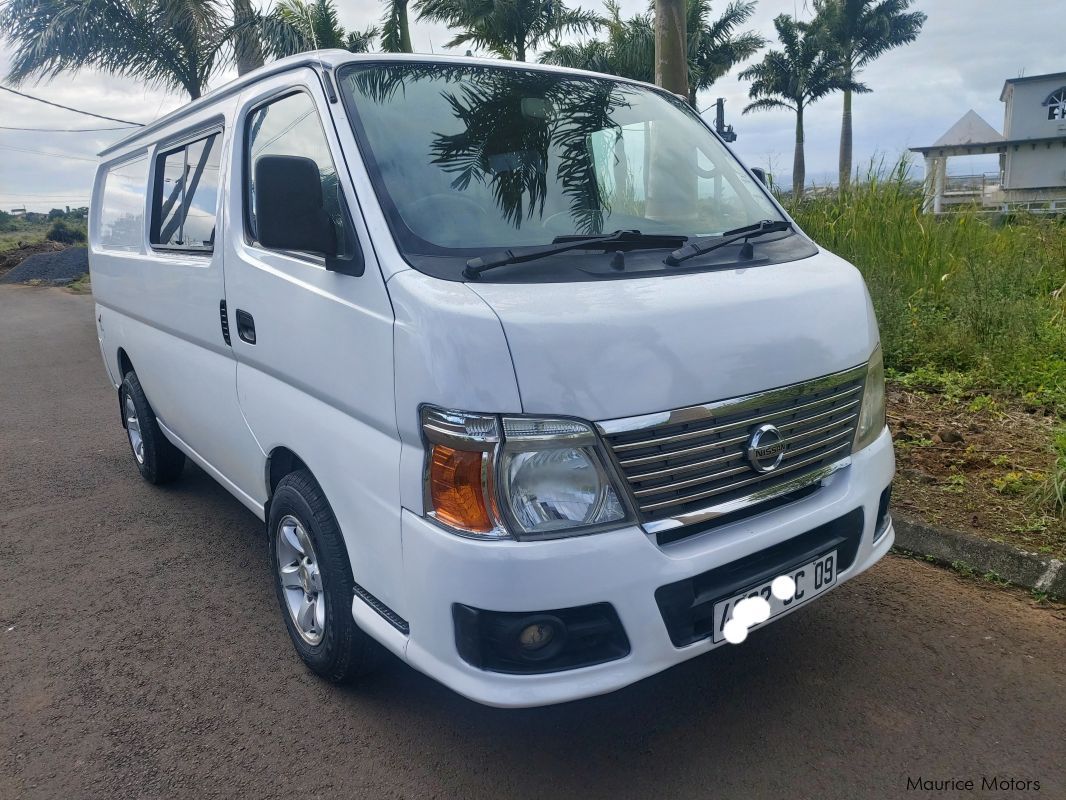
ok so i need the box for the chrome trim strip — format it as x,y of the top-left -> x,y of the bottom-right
633,462 -> 752,498
779,427 -> 853,461
642,458 -> 851,534
637,443 -> 850,512
596,364 -> 867,437
597,364 -> 867,537
622,413 -> 858,482
626,444 -> 747,482
617,431 -> 750,468
780,413 -> 858,445
605,387 -> 861,452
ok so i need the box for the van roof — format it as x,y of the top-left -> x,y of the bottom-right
98,51 -> 662,159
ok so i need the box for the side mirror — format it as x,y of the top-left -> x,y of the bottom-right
254,155 -> 337,257
750,167 -> 768,186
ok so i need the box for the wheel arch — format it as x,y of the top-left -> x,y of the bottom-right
116,348 -> 135,428
117,347 -> 134,378
265,446 -> 311,514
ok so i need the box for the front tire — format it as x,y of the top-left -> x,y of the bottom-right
268,470 -> 380,683
119,371 -> 185,484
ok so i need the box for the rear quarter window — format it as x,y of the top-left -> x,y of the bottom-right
98,156 -> 148,251
151,132 -> 222,250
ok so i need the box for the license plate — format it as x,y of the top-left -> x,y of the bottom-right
712,550 -> 838,643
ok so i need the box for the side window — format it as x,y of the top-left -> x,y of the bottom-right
99,155 -> 148,251
246,92 -> 345,252
150,132 -> 221,250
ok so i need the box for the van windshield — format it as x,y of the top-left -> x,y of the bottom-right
337,62 -> 786,280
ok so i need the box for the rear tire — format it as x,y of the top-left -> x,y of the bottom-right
268,469 -> 380,683
119,371 -> 185,485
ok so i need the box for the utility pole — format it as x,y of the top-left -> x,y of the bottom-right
714,98 -> 737,142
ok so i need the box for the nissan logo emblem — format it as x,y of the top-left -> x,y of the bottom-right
747,423 -> 786,473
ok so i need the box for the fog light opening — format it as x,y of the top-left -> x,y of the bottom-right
514,615 -> 566,661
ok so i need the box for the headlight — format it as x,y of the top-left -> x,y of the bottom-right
854,345 -> 886,452
420,407 -> 632,540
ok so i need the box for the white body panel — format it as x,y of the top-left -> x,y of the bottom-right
467,250 -> 878,420
90,51 -> 894,707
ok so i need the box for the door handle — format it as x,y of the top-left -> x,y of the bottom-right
235,309 -> 256,345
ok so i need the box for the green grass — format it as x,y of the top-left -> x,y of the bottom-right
0,214 -> 87,254
0,219 -> 51,253
67,273 -> 92,294
787,159 -> 1066,415
1036,428 -> 1066,514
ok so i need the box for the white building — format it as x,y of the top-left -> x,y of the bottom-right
910,71 -> 1066,212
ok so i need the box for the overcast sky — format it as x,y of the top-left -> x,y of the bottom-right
0,0 -> 1061,212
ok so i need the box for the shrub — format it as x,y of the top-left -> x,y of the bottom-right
788,157 -> 1066,415
45,219 -> 86,244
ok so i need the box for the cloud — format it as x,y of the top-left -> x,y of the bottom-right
0,0 -> 1059,210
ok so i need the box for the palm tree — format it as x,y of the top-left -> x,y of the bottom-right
0,0 -> 395,101
687,0 -> 763,103
381,0 -> 413,52
540,2 -> 650,79
264,0 -> 379,54
812,0 -> 925,188
233,0 -> 265,75
415,0 -> 600,62
655,0 -> 687,97
541,0 -> 763,105
739,14 -> 860,197
0,0 -> 235,99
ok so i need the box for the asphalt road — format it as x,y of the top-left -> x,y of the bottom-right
1,285 -> 1064,800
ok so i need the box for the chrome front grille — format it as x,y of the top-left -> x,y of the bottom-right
597,365 -> 867,534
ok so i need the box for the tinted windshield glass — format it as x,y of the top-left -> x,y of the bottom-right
338,62 -> 782,272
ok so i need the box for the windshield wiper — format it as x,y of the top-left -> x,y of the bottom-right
664,219 -> 791,266
463,230 -> 687,280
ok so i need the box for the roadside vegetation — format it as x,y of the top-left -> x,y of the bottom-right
788,161 -> 1066,553
790,160 -> 1066,415
0,209 -> 87,280
0,208 -> 85,251
0,208 -> 87,252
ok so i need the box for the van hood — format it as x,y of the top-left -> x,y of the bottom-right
467,249 -> 878,422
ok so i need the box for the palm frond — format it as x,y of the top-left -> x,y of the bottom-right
1,0 -> 227,97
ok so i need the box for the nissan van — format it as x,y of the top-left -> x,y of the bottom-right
89,52 -> 894,707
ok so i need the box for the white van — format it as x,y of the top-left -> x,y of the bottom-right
90,52 -> 894,707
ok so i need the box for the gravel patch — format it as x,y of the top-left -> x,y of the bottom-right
0,246 -> 88,285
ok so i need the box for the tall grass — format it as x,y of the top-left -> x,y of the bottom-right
788,158 -> 1066,414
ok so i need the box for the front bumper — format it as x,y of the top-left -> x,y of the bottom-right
360,427 -> 894,708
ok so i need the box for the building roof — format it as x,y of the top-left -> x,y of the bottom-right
910,135 -> 1066,157
932,109 -> 1003,147
1001,71 -> 1066,101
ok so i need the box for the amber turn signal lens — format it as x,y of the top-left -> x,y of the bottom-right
429,444 -> 494,533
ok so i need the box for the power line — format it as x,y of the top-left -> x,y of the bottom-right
0,124 -> 133,132
0,86 -> 143,126
0,143 -> 98,163
0,190 -> 93,197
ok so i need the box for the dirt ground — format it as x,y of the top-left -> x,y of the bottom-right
1,286 -> 1065,800
0,240 -> 64,278
889,386 -> 1066,559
